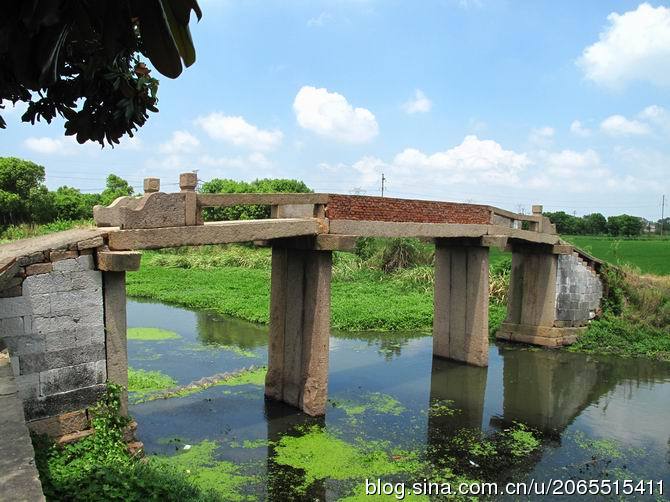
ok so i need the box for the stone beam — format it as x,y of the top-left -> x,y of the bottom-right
97,251 -> 141,272
107,218 -> 322,250
433,243 -> 489,367
269,235 -> 360,252
265,246 -> 332,416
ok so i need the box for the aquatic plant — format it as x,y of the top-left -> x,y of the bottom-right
127,367 -> 177,400
127,327 -> 181,341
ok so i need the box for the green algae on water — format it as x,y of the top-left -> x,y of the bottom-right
127,327 -> 181,341
330,392 -> 405,418
152,440 -> 255,501
272,426 -> 422,490
128,367 -> 177,400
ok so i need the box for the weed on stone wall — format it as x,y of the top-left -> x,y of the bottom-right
33,384 -> 219,501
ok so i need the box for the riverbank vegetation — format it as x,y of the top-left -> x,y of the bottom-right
127,239 -> 670,360
127,241 -> 510,334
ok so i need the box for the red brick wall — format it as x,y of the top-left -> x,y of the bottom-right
325,195 -> 491,224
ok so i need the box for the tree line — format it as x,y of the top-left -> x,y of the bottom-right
0,157 -> 311,228
543,211 -> 665,236
0,157 -> 134,226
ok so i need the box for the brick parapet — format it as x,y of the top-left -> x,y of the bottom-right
325,195 -> 491,224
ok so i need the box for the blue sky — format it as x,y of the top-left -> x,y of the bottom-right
1,0 -> 669,219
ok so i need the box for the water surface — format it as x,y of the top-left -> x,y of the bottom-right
127,299 -> 670,500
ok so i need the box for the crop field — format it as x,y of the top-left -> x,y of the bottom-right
564,236 -> 670,276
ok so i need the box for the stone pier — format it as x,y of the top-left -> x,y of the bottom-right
264,243 -> 332,416
433,241 -> 490,367
496,244 -> 603,347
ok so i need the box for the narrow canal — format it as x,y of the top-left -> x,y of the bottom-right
127,299 -> 670,501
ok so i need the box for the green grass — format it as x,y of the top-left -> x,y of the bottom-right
127,245 -> 511,333
127,327 -> 181,341
564,235 -> 670,275
0,219 -> 94,243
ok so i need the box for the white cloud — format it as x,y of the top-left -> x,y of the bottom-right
307,12 -> 333,27
578,3 -> 670,88
570,120 -> 592,137
159,130 -> 200,154
543,149 -> 607,178
402,89 -> 432,114
199,152 -> 272,170
23,137 -> 72,155
392,135 -> 530,185
600,114 -> 651,136
529,126 -> 555,146
195,113 -> 283,151
293,86 -> 379,143
638,104 -> 670,134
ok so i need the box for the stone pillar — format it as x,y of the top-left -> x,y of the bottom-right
98,250 -> 141,416
433,243 -> 489,367
265,245 -> 332,416
102,272 -> 128,415
497,246 -> 602,347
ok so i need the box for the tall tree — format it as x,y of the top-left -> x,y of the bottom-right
100,174 -> 134,205
0,157 -> 47,224
0,1 -> 201,146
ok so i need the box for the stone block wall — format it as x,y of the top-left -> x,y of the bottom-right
325,195 -> 492,224
555,253 -> 603,326
0,252 -> 106,423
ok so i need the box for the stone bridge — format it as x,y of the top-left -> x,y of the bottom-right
0,173 -> 604,488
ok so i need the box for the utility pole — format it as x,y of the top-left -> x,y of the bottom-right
381,173 -> 386,197
662,194 -> 666,236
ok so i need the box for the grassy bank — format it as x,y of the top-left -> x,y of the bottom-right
0,219 -> 94,243
127,244 -> 509,334
564,235 -> 670,275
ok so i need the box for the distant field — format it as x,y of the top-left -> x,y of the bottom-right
564,235 -> 670,276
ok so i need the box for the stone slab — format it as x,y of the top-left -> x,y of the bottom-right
496,322 -> 586,347
0,356 -> 45,501
97,251 -> 141,271
107,218 -> 321,250
22,384 -> 106,421
0,228 -> 109,263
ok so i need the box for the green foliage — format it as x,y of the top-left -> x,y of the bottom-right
544,211 -> 585,235
0,160 -> 134,233
544,211 -> 644,237
376,238 -> 433,273
571,264 -> 670,360
34,384 -> 216,501
1,1 -> 201,145
199,178 -> 311,221
52,186 -> 101,221
100,174 -> 134,206
607,214 -> 644,236
0,157 -> 46,225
